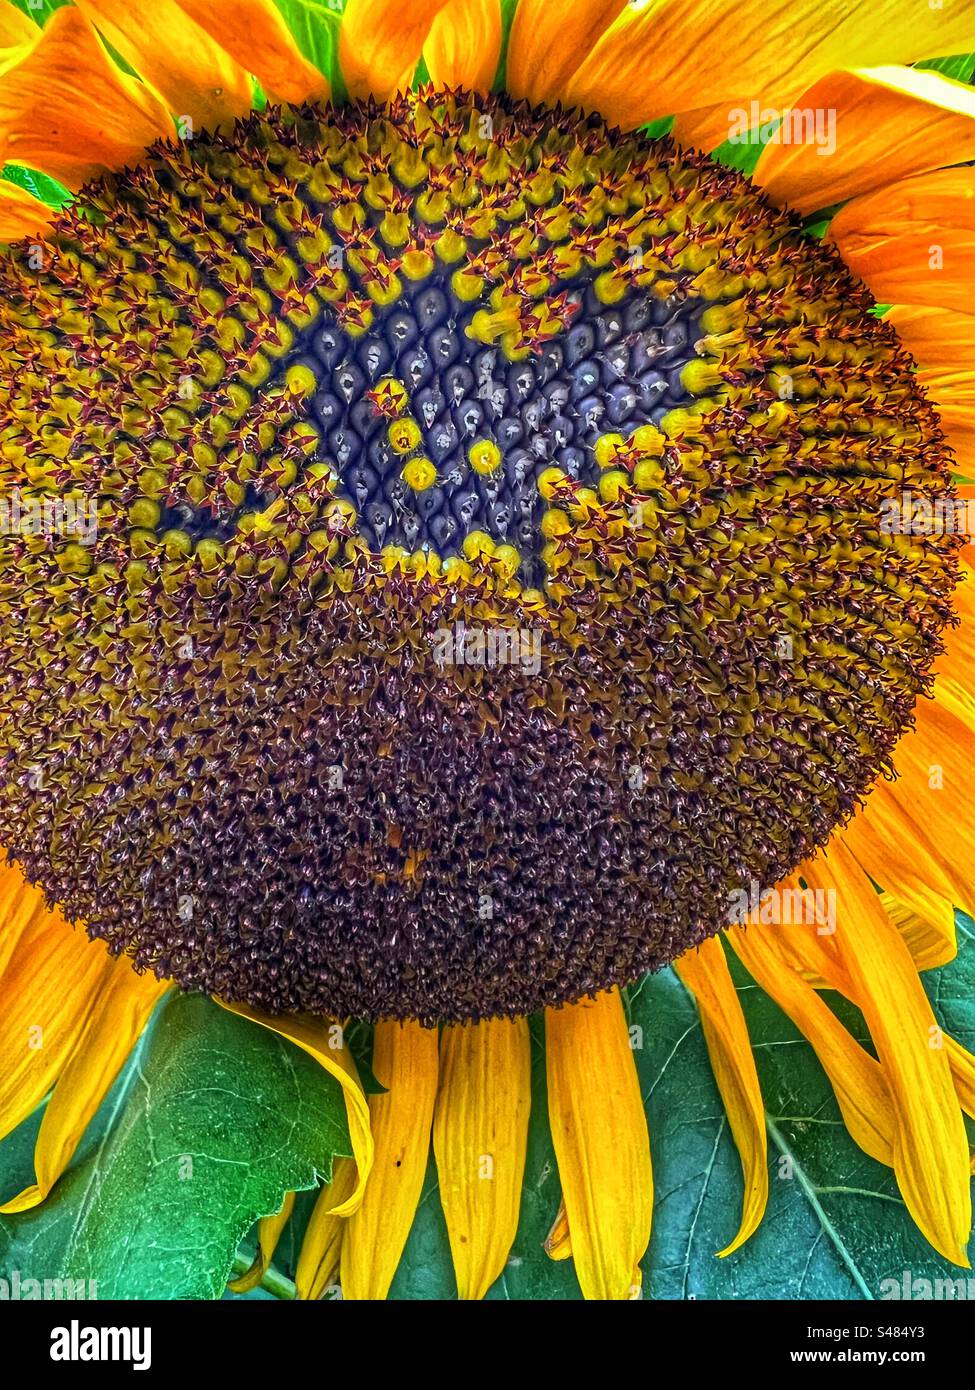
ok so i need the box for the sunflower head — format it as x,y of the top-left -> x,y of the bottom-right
0,84 -> 962,1022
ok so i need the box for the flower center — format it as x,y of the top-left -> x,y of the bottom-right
0,89 -> 959,1022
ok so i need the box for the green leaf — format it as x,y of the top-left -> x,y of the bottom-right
272,0 -> 343,94
711,118 -> 781,177
0,993 -> 350,1299
915,53 -> 975,83
8,0 -> 71,24
0,163 -> 71,209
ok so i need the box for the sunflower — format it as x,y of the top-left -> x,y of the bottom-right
1,0 -> 974,1305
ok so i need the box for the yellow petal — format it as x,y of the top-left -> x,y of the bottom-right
0,7 -> 172,189
830,167 -> 975,316
0,883 -> 118,1143
545,989 -> 651,1300
564,0 -> 975,141
423,0 -> 501,95
804,841 -> 972,1266
294,1158 -> 357,1300
227,1191 -> 295,1294
341,1020 -> 439,1300
73,0 -> 253,132
217,1001 -> 373,1215
0,857 -> 55,979
1,958 -> 167,1213
173,0 -> 329,105
675,936 -> 768,1256
756,66 -> 975,216
433,1017 -> 531,1300
0,1 -> 35,47
945,1037 -> 975,1119
505,0 -> 626,107
729,922 -> 895,1166
340,0 -> 452,100
0,177 -> 54,242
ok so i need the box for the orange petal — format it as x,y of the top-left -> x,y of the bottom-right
886,305 -> 975,473
73,0 -> 253,132
1,956 -> 167,1213
565,0 -> 975,141
729,922 -> 895,1167
423,0 -> 501,96
830,167 -> 975,316
675,936 -> 768,1256
756,66 -> 975,216
341,1020 -> 439,1300
227,1191 -> 296,1294
505,0 -> 626,107
0,177 -> 55,242
544,1199 -> 572,1260
173,0 -> 329,105
433,1017 -> 531,1300
804,841 -> 972,1266
0,7 -> 172,189
545,989 -> 652,1300
340,0 -> 452,100
217,1001 -> 374,1215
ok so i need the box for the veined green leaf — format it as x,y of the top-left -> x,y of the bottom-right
0,993 -> 350,1299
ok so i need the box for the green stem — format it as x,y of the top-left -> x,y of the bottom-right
230,1253 -> 298,1301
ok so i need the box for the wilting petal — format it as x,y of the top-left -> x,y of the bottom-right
804,841 -> 972,1266
880,891 -> 957,973
341,1020 -> 439,1300
544,1199 -> 572,1260
830,168 -> 975,316
545,989 -> 651,1300
173,0 -> 329,105
675,936 -> 768,1256
0,7 -> 172,190
755,67 -> 975,216
1,957 -> 167,1212
424,0 -> 502,95
340,0 -> 452,100
505,0 -> 626,107
227,1191 -> 295,1294
564,0 -> 975,140
433,1017 -> 531,1300
73,0 -> 253,132
295,1159 -> 357,1300
730,922 -> 895,1166
0,178 -> 55,242
217,1001 -> 373,1214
